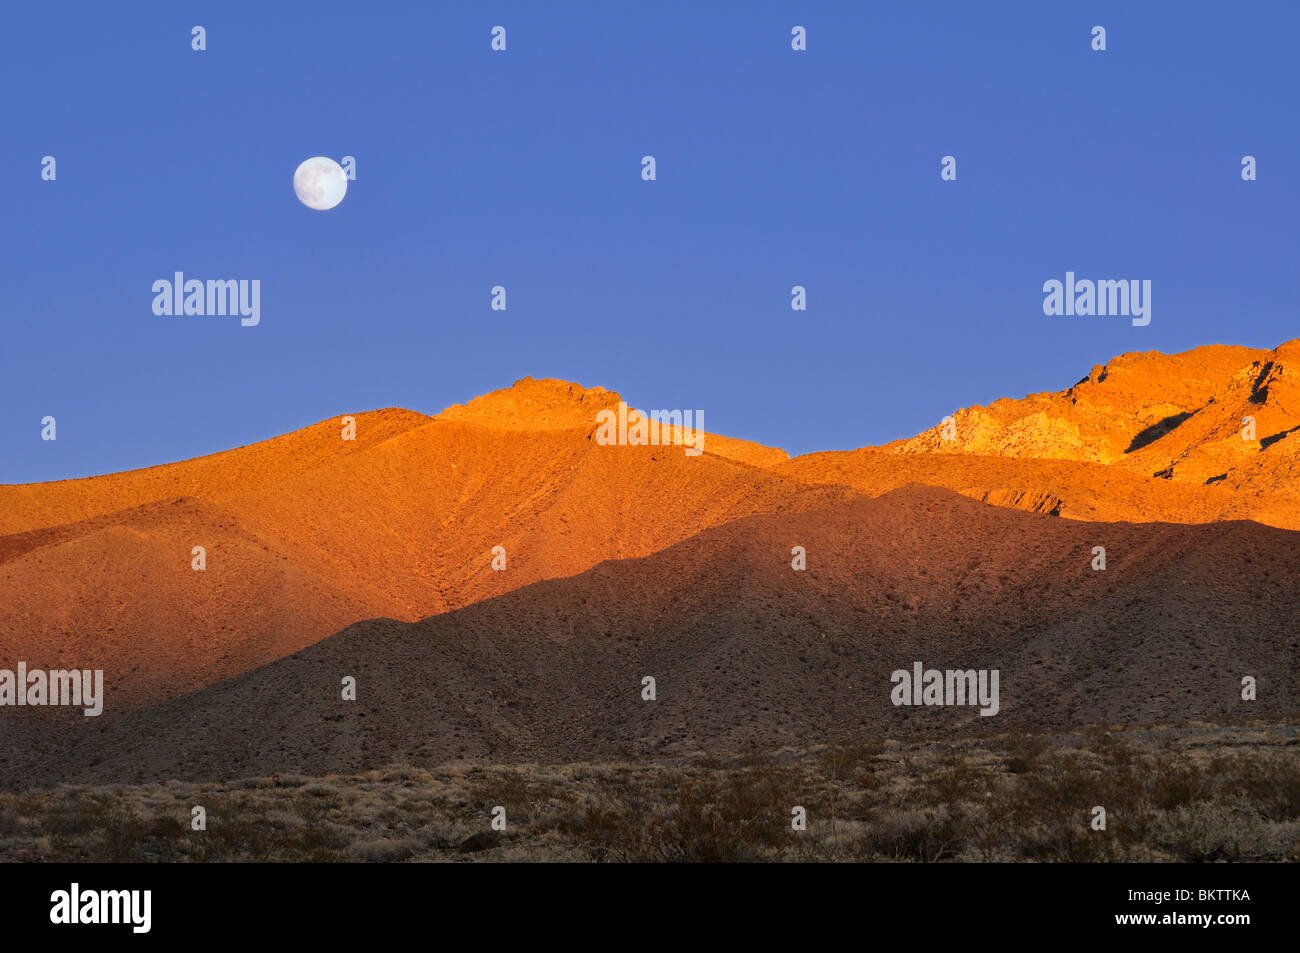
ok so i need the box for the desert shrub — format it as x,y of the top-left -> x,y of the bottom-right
1149,800 -> 1286,862
1206,752 -> 1300,821
1137,754 -> 1208,812
344,837 -> 420,862
41,796 -> 116,837
818,740 -> 883,778
561,765 -> 809,862
918,758 -> 993,809
855,806 -> 963,862
0,797 -> 20,833
1004,734 -> 1049,775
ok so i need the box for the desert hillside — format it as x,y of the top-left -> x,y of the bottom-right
0,380 -> 815,710
10,485 -> 1296,785
1,342 -> 1296,724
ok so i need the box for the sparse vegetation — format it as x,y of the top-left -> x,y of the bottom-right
2,723 -> 1296,862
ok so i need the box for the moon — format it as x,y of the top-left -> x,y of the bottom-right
293,157 -> 347,211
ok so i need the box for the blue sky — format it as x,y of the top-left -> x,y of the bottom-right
2,1 -> 1297,482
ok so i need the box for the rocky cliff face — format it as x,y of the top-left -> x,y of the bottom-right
866,340 -> 1300,526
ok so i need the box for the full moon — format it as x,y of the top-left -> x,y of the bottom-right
293,157 -> 347,211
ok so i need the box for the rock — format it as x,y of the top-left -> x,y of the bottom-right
456,832 -> 502,853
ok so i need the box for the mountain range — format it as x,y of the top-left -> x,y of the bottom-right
2,341 -> 1296,784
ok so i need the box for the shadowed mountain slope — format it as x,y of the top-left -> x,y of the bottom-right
0,383 -> 811,710
14,486 -> 1296,785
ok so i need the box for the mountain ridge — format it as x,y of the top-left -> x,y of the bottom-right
2,338 -> 1296,720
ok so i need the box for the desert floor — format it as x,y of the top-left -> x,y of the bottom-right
4,721 -> 1297,863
